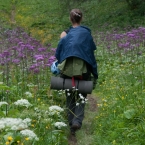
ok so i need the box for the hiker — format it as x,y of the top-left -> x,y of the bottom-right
55,9 -> 98,135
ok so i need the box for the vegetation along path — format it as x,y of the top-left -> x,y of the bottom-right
68,94 -> 98,145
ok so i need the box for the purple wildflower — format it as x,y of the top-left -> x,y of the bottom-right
48,56 -> 56,64
12,59 -> 20,64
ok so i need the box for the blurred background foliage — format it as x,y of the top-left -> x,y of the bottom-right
0,0 -> 145,46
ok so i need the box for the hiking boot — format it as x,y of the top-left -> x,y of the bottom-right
70,124 -> 80,136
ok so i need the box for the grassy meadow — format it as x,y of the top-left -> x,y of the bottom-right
0,0 -> 145,145
93,27 -> 145,145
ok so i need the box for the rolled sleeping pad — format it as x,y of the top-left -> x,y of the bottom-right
50,76 -> 93,94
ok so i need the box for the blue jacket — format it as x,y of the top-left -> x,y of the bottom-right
55,26 -> 98,78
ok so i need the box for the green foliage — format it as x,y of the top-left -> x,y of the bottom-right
1,0 -> 145,41
92,27 -> 145,144
125,0 -> 145,15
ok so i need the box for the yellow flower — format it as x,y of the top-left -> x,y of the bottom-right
37,98 -> 40,101
6,142 -> 10,145
17,141 -> 20,143
96,116 -> 99,119
25,137 -> 29,141
7,136 -> 13,142
31,124 -> 34,127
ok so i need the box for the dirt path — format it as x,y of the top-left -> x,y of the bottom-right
68,94 -> 98,145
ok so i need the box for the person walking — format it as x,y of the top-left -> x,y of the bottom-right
55,9 -> 98,136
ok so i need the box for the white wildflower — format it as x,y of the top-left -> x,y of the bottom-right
48,105 -> 64,116
18,82 -> 22,85
49,105 -> 64,112
0,124 -> 5,130
85,98 -> 88,103
76,102 -> 79,106
25,92 -> 33,98
54,122 -> 67,129
14,99 -> 32,108
27,83 -> 35,87
81,100 -> 85,104
22,118 -> 31,126
0,118 -> 31,131
67,93 -> 71,96
79,94 -> 84,99
0,101 -> 8,107
66,89 -> 69,91
20,129 -> 39,141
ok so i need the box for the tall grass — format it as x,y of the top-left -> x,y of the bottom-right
93,26 -> 145,145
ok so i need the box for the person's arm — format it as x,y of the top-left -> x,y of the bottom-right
60,31 -> 67,38
60,28 -> 71,38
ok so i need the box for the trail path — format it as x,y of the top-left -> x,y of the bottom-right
68,94 -> 98,145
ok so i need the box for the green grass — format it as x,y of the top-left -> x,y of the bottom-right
91,28 -> 145,144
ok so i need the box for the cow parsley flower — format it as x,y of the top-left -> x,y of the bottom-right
54,122 -> 67,129
49,105 -> 64,112
20,129 -> 39,141
0,118 -> 31,130
48,105 -> 64,116
0,101 -> 8,107
14,99 -> 32,108
25,92 -> 33,98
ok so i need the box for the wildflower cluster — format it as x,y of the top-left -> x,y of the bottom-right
54,122 -> 67,129
48,105 -> 64,116
96,27 -> 145,56
25,91 -> 33,98
13,99 -> 32,108
0,118 -> 31,130
5,136 -> 13,145
66,88 -> 88,106
0,27 -> 56,72
20,129 -> 39,141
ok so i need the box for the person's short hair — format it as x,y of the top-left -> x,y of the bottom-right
70,9 -> 82,24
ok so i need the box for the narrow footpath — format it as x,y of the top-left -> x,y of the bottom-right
68,94 -> 98,145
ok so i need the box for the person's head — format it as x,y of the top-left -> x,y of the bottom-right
70,9 -> 83,25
